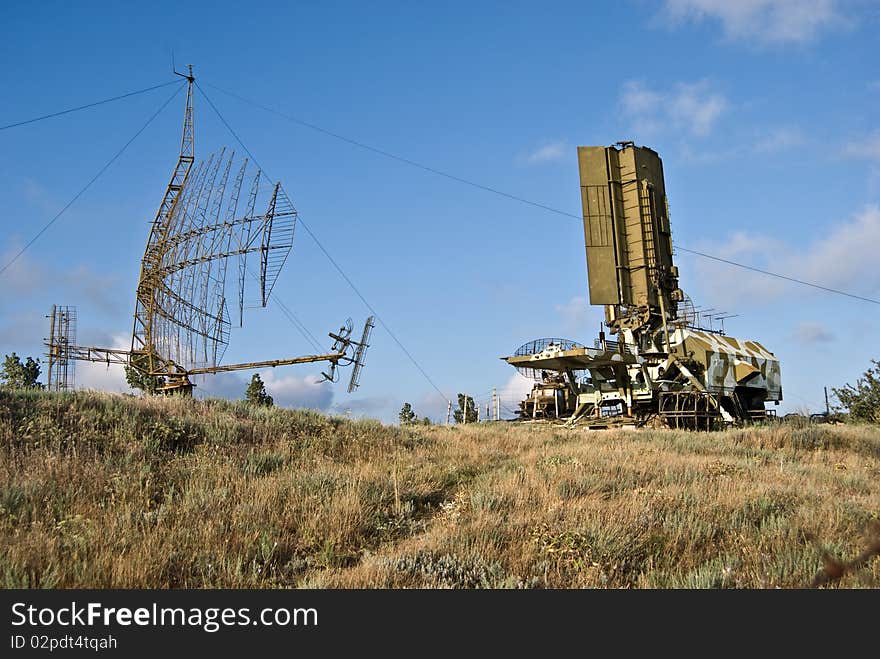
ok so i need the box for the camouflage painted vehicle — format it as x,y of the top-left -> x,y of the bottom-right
516,375 -> 577,420
503,142 -> 782,429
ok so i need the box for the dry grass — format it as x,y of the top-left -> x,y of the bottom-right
1,389 -> 878,588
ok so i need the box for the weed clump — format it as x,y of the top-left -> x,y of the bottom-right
387,551 -> 531,589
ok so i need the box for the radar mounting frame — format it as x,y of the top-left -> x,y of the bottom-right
44,66 -> 374,396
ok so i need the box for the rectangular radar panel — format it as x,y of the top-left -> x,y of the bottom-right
577,143 -> 675,309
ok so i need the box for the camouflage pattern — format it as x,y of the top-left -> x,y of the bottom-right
669,328 -> 782,400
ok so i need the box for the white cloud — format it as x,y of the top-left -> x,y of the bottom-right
258,369 -> 334,410
0,312 -> 45,347
518,140 -> 568,165
620,81 -> 663,116
195,371 -> 247,400
331,394 -> 394,420
20,178 -> 60,215
687,205 -> 880,308
412,390 -> 454,424
677,125 -> 807,163
621,80 -> 728,137
686,230 -> 788,305
659,0 -> 844,45
793,321 -> 835,344
688,253 -> 784,309
72,358 -> 337,407
753,126 -> 806,153
841,131 -> 880,161
498,372 -> 534,419
75,332 -> 131,393
667,83 -> 728,136
75,362 -> 130,393
708,230 -> 784,261
795,205 -> 880,289
0,246 -> 124,315
0,247 -> 49,299
555,296 -> 591,334
195,369 -> 334,410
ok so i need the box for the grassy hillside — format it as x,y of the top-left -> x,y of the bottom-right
1,389 -> 878,588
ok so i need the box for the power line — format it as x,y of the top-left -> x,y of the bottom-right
203,81 -> 575,221
196,81 -> 451,404
1,79 -> 328,370
270,291 -> 326,354
204,81 -> 880,307
199,88 -> 334,355
296,218 -> 452,404
0,79 -> 183,132
0,84 -> 185,279
673,246 -> 880,306
240,262 -> 325,354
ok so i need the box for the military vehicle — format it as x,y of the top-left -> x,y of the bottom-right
502,141 -> 782,429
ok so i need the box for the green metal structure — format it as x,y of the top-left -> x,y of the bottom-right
503,141 -> 782,429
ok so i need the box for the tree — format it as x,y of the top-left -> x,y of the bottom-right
124,365 -> 165,395
832,359 -> 880,423
453,393 -> 477,424
245,373 -> 274,406
399,402 -> 417,426
0,353 -> 43,390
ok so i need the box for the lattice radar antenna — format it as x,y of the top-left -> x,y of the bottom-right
513,338 -> 583,381
44,67 -> 374,395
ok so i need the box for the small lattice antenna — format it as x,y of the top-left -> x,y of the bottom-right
45,305 -> 77,391
347,316 -> 375,393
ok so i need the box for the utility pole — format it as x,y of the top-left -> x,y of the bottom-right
824,386 -> 830,416
492,387 -> 497,421
446,400 -> 451,426
486,402 -> 490,422
47,305 -> 56,390
463,393 -> 467,424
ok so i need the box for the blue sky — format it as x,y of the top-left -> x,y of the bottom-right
1,0 -> 879,422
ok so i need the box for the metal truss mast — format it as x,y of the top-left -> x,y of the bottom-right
45,66 -> 374,396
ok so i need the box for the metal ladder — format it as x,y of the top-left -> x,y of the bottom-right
638,181 -> 658,277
